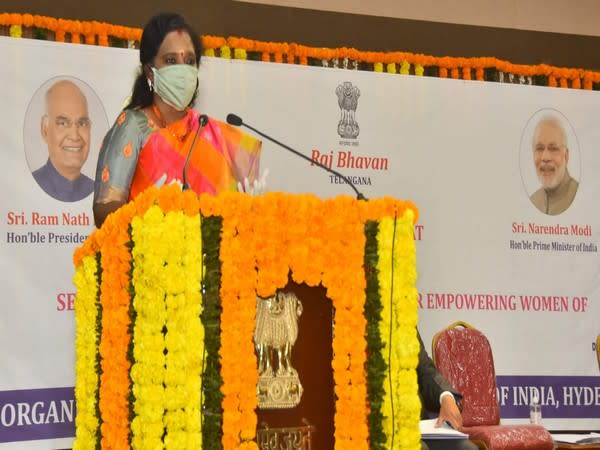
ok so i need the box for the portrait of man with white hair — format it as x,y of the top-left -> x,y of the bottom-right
32,79 -> 94,202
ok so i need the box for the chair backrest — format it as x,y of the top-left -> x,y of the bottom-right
432,321 -> 500,427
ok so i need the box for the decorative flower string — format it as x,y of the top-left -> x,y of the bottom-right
391,212 -> 421,447
377,212 -> 421,449
215,192 -> 259,449
2,12 -> 599,88
72,254 -> 100,450
400,61 -> 410,75
129,206 -> 168,449
94,207 -> 134,449
199,215 -> 225,446
73,187 -> 421,449
0,13 -> 141,44
130,206 -> 204,449
170,211 -> 204,449
364,220 -> 387,450
322,196 -> 370,448
9,24 -> 21,38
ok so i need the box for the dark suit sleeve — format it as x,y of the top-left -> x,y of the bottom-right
416,330 -> 461,415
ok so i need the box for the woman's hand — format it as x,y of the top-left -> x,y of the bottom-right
154,173 -> 182,189
238,168 -> 269,195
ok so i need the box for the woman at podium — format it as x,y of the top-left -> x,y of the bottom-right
92,12 -> 261,228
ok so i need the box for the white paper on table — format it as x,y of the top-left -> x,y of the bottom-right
420,419 -> 469,440
551,433 -> 600,444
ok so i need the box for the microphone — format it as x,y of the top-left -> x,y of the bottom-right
226,113 -> 366,200
182,114 -> 209,191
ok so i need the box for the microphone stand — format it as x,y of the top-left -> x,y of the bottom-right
182,114 -> 209,191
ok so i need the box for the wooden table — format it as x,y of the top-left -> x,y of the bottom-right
555,442 -> 600,450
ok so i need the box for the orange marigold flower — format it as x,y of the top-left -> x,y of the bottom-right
9,13 -> 22,26
117,111 -> 126,125
55,30 -> 66,42
23,14 -> 34,27
182,190 -> 200,216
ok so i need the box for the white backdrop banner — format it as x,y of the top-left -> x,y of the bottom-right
1,36 -> 599,447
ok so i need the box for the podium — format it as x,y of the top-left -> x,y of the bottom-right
72,186 -> 422,449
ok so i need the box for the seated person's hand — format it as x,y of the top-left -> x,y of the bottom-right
436,394 -> 463,430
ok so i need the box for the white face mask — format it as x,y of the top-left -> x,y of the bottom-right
151,64 -> 199,111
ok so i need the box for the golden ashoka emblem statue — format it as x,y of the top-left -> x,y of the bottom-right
254,291 -> 303,409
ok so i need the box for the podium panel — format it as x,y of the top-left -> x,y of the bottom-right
72,187 -> 421,449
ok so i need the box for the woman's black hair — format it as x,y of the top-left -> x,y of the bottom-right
125,12 -> 203,110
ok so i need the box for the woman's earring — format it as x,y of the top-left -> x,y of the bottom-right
147,78 -> 153,91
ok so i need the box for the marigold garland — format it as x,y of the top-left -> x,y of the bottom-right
364,220 -> 387,449
130,206 -> 204,449
2,12 -> 600,89
73,187 -> 421,449
96,209 -> 133,449
129,207 -> 168,449
73,254 -> 100,450
377,213 -> 421,449
200,216 -> 225,447
217,192 -> 258,449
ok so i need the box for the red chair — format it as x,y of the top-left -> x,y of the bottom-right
431,321 -> 554,450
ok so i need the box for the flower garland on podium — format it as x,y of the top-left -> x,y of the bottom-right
73,185 -> 421,449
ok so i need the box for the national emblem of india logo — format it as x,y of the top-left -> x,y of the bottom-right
336,81 -> 360,139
